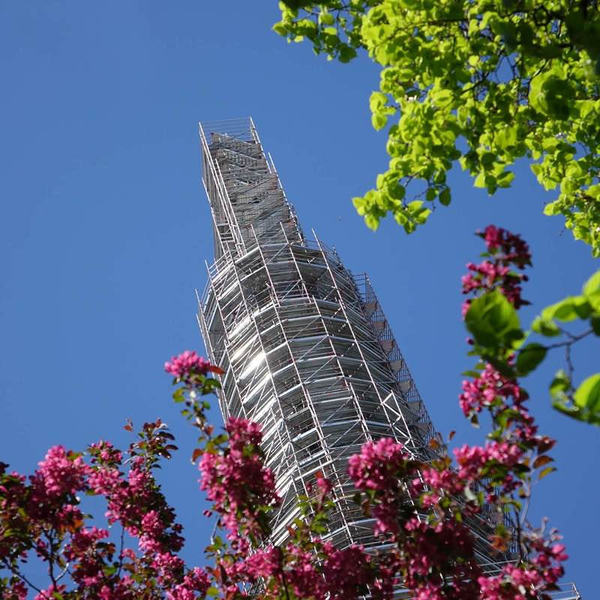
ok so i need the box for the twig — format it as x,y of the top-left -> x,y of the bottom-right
0,559 -> 46,597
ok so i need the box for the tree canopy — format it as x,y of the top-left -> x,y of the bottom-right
275,0 -> 600,254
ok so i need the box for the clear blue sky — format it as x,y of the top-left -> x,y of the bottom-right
0,2 -> 597,595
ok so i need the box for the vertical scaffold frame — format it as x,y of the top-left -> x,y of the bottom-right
195,118 -> 580,599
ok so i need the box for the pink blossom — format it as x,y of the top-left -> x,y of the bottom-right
199,417 -> 280,543
453,441 -> 524,495
238,546 -> 281,580
141,510 -> 164,537
166,568 -> 210,600
64,526 -> 109,560
2,580 -> 27,600
316,475 -> 332,497
34,584 -> 66,600
284,544 -> 325,599
481,225 -> 531,267
164,350 -> 213,380
348,438 -> 409,536
461,226 -> 531,316
459,363 -> 521,417
347,438 -> 406,492
461,259 -> 528,312
323,545 -> 373,599
32,445 -> 88,498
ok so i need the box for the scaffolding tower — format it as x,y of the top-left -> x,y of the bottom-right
195,118 -> 580,600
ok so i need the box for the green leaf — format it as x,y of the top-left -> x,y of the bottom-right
465,290 -> 522,349
387,183 -> 405,201
432,88 -> 453,107
462,369 -> 482,378
543,200 -> 562,216
541,297 -> 578,322
486,355 -> 517,379
578,99 -> 595,119
272,22 -> 288,36
516,343 -> 547,376
583,270 -> 600,311
338,45 -> 357,63
372,112 -> 387,131
474,172 -> 486,188
319,11 -> 334,26
583,270 -> 600,296
497,170 -> 515,187
574,374 -> 600,413
439,188 -> 451,206
172,388 -> 185,404
369,91 -> 388,112
538,466 -> 556,480
365,214 -> 379,230
531,316 -> 561,337
280,0 -> 306,9
573,296 -> 593,319
496,126 -> 518,149
550,369 -> 571,400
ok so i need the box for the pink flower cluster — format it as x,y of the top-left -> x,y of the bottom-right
231,542 -> 373,600
336,227 -> 567,599
454,441 -> 523,494
399,517 -> 481,600
164,350 -> 214,380
62,526 -> 112,589
32,445 -> 88,499
481,225 -> 531,267
315,473 -> 332,497
459,361 -> 554,454
2,325 -> 570,600
322,544 -> 373,599
462,260 -> 528,311
348,438 -> 409,536
97,461 -> 183,557
459,363 -> 522,417
165,567 -> 210,600
0,423 -> 214,600
415,467 -> 464,508
199,416 -> 280,547
461,225 -> 531,315
2,580 -> 27,600
347,438 -> 407,492
478,538 -> 567,600
346,440 -> 487,599
236,545 -> 281,581
34,583 -> 66,600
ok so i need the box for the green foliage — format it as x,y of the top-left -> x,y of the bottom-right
574,374 -> 600,420
515,343 -> 547,376
552,371 -> 600,425
534,269 -> 600,336
464,270 -> 600,425
275,0 -> 600,254
529,269 -> 600,424
465,290 -> 522,351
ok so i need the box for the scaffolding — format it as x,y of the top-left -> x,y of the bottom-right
196,118 -> 581,600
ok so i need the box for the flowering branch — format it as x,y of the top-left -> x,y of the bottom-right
0,228 -> 576,599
